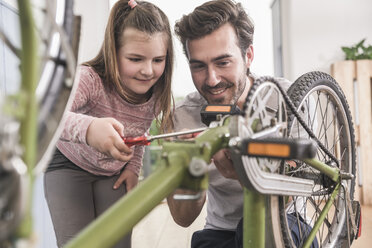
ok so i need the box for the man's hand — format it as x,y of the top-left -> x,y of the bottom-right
212,148 -> 239,180
167,189 -> 206,227
86,117 -> 133,162
113,169 -> 138,191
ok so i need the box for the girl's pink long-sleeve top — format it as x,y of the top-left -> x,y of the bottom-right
56,66 -> 156,176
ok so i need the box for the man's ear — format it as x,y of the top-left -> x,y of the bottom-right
245,45 -> 254,68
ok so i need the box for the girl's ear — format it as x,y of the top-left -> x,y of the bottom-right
245,45 -> 254,68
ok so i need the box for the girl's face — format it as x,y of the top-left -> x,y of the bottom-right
117,28 -> 168,96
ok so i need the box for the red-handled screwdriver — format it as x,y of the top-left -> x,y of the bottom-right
123,127 -> 207,147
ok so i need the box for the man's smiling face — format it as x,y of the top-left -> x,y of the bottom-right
186,23 -> 253,106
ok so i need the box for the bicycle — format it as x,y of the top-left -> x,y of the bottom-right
1,0 -> 78,246
0,1 -> 362,248
63,72 -> 361,248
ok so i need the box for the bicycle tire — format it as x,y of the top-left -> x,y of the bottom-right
278,71 -> 356,247
0,0 -> 77,243
35,0 -> 79,172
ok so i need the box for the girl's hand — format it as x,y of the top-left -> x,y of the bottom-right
86,117 -> 133,162
113,169 -> 138,191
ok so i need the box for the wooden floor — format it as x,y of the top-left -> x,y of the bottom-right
132,200 -> 206,248
132,202 -> 372,248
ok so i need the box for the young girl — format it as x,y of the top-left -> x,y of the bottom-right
44,1 -> 174,247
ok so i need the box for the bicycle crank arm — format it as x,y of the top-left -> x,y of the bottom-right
250,123 -> 287,140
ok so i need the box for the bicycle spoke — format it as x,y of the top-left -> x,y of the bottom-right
307,197 -> 332,229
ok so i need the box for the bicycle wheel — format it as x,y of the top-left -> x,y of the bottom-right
0,0 -> 78,243
33,0 -> 79,172
1,0 -> 78,171
279,71 -> 356,247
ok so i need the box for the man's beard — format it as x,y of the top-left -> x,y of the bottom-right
231,76 -> 246,105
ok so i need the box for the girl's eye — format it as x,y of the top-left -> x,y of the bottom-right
128,58 -> 141,62
154,57 -> 165,63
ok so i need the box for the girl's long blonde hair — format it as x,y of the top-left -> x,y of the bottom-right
84,0 -> 174,132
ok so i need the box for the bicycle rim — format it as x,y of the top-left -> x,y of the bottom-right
32,0 -> 78,173
0,0 -> 77,242
279,71 -> 356,247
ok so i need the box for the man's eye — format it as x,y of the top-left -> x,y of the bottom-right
217,60 -> 230,67
190,64 -> 205,71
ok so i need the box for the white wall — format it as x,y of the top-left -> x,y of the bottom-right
2,0 -> 16,8
281,0 -> 372,81
74,0 -> 110,64
77,0 -> 275,98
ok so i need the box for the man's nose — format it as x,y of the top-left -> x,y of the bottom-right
206,67 -> 220,87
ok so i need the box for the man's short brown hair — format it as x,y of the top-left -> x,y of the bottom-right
175,0 -> 254,59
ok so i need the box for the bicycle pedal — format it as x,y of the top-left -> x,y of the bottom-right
200,104 -> 242,126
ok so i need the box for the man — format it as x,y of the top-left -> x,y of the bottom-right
166,1 -> 321,248
167,0 -> 288,247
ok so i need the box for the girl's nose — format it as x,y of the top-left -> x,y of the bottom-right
140,61 -> 153,76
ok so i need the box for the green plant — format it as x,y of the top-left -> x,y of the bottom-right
341,38 -> 372,60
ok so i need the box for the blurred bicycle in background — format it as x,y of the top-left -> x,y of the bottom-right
1,0 -> 79,246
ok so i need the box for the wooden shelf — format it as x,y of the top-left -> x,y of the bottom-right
331,60 -> 372,205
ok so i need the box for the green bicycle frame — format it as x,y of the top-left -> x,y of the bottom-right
301,158 -> 341,248
64,117 -> 342,248
16,0 -> 39,238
